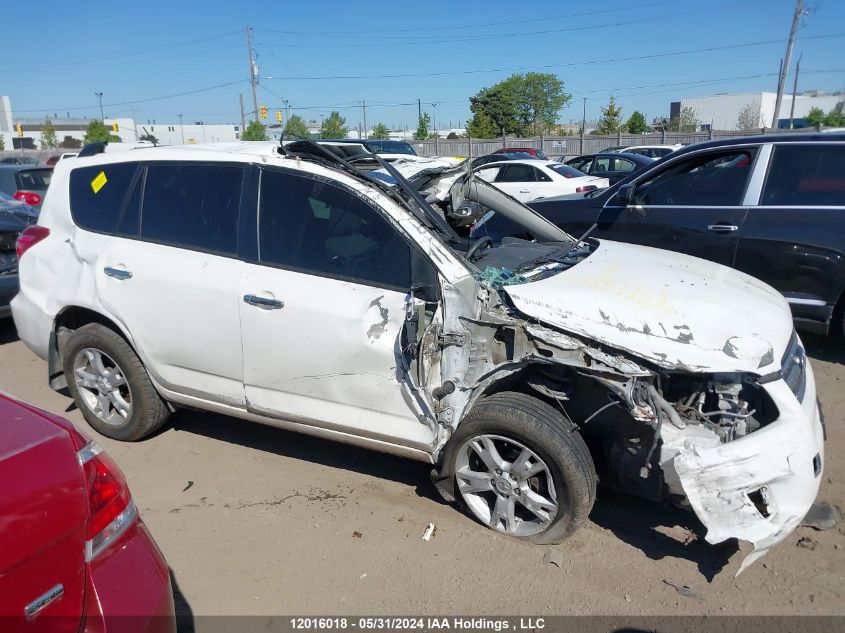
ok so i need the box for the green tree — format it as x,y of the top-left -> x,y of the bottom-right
669,106 -> 699,133
624,110 -> 650,134
824,102 -> 845,127
468,73 -> 570,138
40,119 -> 58,149
320,111 -> 348,138
0,135 -> 4,151
370,123 -> 390,139
594,97 -> 623,135
804,107 -> 825,128
242,120 -> 267,141
414,113 -> 431,140
83,120 -> 121,144
466,109 -> 498,138
283,114 -> 311,139
736,103 -> 761,131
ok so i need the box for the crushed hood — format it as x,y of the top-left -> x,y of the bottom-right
504,239 -> 793,374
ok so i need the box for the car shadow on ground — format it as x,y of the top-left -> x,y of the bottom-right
168,408 -> 443,503
589,488 -> 738,582
170,568 -> 195,633
0,318 -> 19,345
802,332 -> 845,364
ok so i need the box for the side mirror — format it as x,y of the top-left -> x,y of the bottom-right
615,183 -> 647,219
446,200 -> 485,228
616,183 -> 635,205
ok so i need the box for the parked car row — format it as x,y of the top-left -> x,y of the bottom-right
9,136 -> 825,576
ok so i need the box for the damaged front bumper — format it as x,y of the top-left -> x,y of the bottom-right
666,362 -> 824,573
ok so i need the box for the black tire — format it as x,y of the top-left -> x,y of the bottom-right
62,323 -> 170,441
446,391 -> 596,544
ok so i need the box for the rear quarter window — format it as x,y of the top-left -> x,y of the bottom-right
762,144 -> 845,206
69,163 -> 140,233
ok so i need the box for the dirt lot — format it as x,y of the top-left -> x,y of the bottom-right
1,318 -> 843,619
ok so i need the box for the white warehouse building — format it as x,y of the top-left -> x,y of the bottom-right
671,91 -> 844,130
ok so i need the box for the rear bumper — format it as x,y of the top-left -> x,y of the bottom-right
82,520 -> 175,633
10,290 -> 52,359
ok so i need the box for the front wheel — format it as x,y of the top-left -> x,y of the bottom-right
447,391 -> 596,544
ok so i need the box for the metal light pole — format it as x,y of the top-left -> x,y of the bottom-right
95,92 -> 104,121
789,53 -> 802,129
178,114 -> 185,143
120,100 -> 138,141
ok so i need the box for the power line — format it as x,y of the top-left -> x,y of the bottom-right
262,32 -> 845,81
255,11 -> 701,48
12,79 -> 249,114
256,0 -> 679,35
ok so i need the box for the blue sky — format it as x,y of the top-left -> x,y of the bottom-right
6,0 -> 844,129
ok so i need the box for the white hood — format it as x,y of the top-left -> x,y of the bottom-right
504,240 -> 793,374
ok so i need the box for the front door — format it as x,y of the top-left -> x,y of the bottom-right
595,147 -> 758,267
239,167 -> 439,451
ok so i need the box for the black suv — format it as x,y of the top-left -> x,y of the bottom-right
472,132 -> 845,336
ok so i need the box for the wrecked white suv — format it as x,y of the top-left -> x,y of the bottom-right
13,140 -> 824,570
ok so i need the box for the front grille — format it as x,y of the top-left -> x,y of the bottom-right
782,331 -> 807,402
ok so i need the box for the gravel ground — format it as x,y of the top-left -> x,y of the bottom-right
1,319 -> 842,619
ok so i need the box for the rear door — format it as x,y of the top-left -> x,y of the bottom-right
95,161 -> 247,405
736,142 -> 845,324
0,396 -> 86,633
595,147 -> 758,267
494,163 -> 541,202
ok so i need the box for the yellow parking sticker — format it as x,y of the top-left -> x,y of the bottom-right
90,171 -> 108,194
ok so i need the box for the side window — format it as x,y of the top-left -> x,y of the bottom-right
498,164 -> 537,182
475,166 -> 501,182
534,167 -> 552,182
762,144 -> 845,206
141,164 -> 244,255
614,158 -> 636,173
593,157 -> 611,172
258,169 -> 411,289
635,149 -> 756,206
69,162 -> 139,234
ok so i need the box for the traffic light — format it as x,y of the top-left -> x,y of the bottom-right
260,105 -> 268,120
276,110 -> 282,123
112,121 -> 119,132
16,123 -> 22,138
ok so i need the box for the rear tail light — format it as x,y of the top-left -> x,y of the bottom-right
13,191 -> 41,206
77,441 -> 137,561
16,225 -> 50,258
575,185 -> 598,193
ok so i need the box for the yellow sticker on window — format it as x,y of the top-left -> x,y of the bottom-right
90,171 -> 108,194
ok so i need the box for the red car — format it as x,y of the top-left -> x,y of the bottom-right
492,147 -> 547,159
0,393 -> 175,633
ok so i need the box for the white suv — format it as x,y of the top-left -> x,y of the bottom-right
12,140 -> 824,567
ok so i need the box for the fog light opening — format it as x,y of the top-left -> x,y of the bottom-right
748,487 -> 771,518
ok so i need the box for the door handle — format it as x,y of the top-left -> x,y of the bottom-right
104,266 -> 132,280
243,294 -> 284,309
519,189 -> 531,193
707,224 -> 739,233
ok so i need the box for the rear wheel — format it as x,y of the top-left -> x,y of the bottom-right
63,323 -> 169,441
447,391 -> 596,544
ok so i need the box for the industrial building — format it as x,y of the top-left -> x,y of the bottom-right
670,91 -> 844,131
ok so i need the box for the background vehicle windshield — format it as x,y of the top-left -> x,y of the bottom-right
366,140 -> 417,155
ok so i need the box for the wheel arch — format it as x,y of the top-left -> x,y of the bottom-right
49,305 -> 139,391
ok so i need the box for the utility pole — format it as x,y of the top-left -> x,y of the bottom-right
417,98 -> 421,122
245,26 -> 259,122
95,92 -> 104,121
178,113 -> 185,144
362,100 -> 367,140
239,93 -> 246,133
580,97 -> 586,156
789,53 -> 802,129
772,0 -> 804,129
